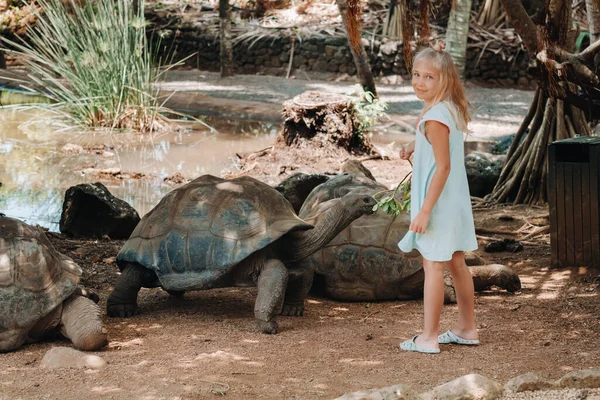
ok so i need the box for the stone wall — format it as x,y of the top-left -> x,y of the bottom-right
163,28 -> 533,87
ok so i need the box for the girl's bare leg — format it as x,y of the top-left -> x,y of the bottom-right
414,258 -> 445,350
446,251 -> 478,340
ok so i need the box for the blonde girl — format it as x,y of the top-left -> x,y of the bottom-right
398,42 -> 479,354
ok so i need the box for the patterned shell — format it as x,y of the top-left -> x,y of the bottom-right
0,217 -> 81,346
298,174 -> 422,300
117,175 -> 313,291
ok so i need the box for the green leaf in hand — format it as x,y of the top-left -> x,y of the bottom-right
372,162 -> 412,216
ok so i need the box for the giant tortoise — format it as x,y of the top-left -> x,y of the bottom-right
107,174 -> 376,333
0,216 -> 108,352
294,172 -> 521,302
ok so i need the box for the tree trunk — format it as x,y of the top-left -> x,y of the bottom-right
383,0 -> 402,38
586,0 -> 600,43
219,0 -> 234,78
446,0 -> 473,77
477,0 -> 502,27
336,0 -> 377,97
280,91 -> 376,155
487,0 -> 597,205
417,0 -> 430,49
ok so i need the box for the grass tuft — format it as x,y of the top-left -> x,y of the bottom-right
3,0 -> 179,133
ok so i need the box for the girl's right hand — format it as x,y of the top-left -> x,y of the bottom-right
399,141 -> 415,160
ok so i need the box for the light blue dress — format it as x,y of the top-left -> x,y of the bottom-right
398,102 -> 478,262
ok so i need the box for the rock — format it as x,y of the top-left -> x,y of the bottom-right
41,347 -> 107,369
164,172 -> 189,185
335,384 -> 419,400
61,143 -> 84,154
59,182 -> 140,239
380,75 -> 403,85
517,76 -> 530,88
484,238 -> 524,253
421,374 -> 503,400
380,41 -> 399,56
504,372 -> 558,393
558,370 -> 600,389
465,151 -> 506,198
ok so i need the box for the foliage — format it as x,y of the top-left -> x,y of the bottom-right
0,5 -> 37,34
2,0 -> 178,132
346,85 -> 388,137
372,162 -> 412,216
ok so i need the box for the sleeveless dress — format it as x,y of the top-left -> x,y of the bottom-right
398,102 -> 478,262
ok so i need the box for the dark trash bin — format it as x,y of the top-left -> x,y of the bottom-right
548,137 -> 600,268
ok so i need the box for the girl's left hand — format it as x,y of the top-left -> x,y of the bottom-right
409,210 -> 430,234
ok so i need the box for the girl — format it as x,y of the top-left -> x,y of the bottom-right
398,42 -> 479,354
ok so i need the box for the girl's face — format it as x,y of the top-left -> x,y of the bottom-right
412,59 -> 441,104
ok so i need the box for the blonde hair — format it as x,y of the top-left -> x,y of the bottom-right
413,41 -> 472,133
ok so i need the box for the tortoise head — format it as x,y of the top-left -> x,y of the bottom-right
337,192 -> 377,219
501,270 -> 522,293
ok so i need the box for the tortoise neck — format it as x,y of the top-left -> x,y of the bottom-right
283,201 -> 352,262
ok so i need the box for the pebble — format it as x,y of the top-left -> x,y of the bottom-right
40,347 -> 107,369
500,388 -> 600,399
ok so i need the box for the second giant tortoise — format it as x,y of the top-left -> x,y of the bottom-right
107,174 -> 375,333
294,172 -> 521,302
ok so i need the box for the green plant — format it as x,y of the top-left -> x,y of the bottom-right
347,85 -> 388,137
372,160 -> 412,216
2,0 -> 179,132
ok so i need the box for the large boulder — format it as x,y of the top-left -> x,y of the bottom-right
59,182 -> 140,239
465,151 -> 506,198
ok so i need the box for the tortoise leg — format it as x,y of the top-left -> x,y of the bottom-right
107,263 -> 158,318
470,264 -> 522,293
0,330 -> 28,353
281,267 -> 314,317
255,259 -> 288,334
61,296 -> 108,351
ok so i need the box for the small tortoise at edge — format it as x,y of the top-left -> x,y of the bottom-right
0,216 -> 108,352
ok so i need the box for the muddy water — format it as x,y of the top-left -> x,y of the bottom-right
0,110 -> 491,232
0,110 -> 279,231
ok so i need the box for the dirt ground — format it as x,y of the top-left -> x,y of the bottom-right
2,155 -> 600,400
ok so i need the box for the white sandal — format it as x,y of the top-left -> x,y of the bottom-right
438,330 -> 480,345
399,335 -> 440,354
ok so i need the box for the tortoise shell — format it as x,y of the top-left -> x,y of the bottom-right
0,217 -> 81,349
117,175 -> 313,291
298,174 -> 423,301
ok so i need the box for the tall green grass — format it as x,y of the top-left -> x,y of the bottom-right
4,0 -> 174,132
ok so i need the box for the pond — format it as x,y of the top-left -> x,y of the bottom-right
0,109 -> 424,232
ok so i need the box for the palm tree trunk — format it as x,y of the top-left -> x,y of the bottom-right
220,0 -> 234,77
586,0 -> 600,42
336,0 -> 377,97
446,0 -> 473,77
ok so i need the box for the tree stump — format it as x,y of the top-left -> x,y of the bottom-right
279,91 -> 376,155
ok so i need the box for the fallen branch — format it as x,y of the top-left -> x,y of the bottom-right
519,225 -> 550,240
475,227 -> 516,235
